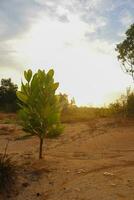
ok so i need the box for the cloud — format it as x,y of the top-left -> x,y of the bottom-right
0,0 -> 133,105
58,15 -> 69,23
0,0 -> 133,42
0,0 -> 134,42
120,11 -> 134,27
0,0 -> 73,42
0,0 -> 134,71
0,0 -> 68,70
80,0 -> 134,43
0,0 -> 42,70
0,41 -> 17,67
0,0 -> 42,41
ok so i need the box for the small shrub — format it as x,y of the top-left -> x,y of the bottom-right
0,142 -> 16,196
17,69 -> 62,159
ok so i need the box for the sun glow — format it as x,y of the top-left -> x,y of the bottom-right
6,15 -> 133,106
13,15 -> 88,61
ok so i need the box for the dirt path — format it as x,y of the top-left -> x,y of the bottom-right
0,117 -> 134,200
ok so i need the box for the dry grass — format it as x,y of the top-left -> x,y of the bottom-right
0,141 -> 17,198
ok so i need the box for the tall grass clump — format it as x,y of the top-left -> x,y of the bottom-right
0,141 -> 16,196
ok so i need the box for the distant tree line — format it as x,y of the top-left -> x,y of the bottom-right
0,78 -> 18,112
1,77 -> 134,118
0,78 -> 76,113
108,88 -> 134,117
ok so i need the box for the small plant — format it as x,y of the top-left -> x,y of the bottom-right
17,69 -> 62,159
0,141 -> 16,196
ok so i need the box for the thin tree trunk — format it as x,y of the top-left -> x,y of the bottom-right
39,138 -> 43,159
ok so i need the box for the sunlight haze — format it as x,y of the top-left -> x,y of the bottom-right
0,0 -> 134,106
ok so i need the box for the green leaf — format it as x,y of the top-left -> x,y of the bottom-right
31,73 -> 38,90
21,82 -> 29,95
24,69 -> 32,82
27,69 -> 32,82
24,71 -> 28,81
16,91 -> 28,103
48,69 -> 54,77
53,82 -> 59,91
38,69 -> 46,83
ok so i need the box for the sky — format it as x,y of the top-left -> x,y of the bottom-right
0,0 -> 134,106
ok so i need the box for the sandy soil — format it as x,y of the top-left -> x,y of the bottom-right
0,114 -> 134,200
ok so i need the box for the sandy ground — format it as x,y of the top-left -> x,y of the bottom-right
0,114 -> 134,200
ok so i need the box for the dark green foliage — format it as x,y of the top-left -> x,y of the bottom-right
0,78 -> 18,112
108,101 -> 123,116
116,24 -> 134,79
126,88 -> 134,116
17,69 -> 62,159
0,142 -> 16,196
